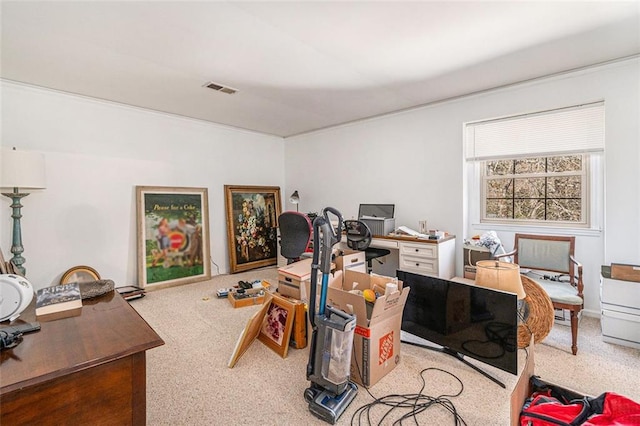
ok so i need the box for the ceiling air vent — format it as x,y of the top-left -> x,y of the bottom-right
203,81 -> 238,95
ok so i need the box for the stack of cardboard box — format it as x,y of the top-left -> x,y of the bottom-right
277,250 -> 409,388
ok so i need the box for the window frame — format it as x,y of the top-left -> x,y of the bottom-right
479,153 -> 591,228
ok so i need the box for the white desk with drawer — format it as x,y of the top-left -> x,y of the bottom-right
344,234 -> 456,279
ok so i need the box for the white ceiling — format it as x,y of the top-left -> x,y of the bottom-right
1,1 -> 639,137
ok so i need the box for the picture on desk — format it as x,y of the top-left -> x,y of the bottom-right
136,186 -> 211,288
224,185 -> 281,273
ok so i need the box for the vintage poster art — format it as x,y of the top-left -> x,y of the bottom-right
224,185 -> 281,273
136,186 -> 211,288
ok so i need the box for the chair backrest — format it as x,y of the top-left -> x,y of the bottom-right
514,233 -> 575,276
344,220 -> 372,251
278,211 -> 312,262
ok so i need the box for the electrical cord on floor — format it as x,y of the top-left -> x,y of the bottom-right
350,352 -> 467,425
209,257 -> 220,275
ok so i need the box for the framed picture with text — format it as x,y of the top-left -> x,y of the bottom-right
224,185 -> 281,273
136,186 -> 211,288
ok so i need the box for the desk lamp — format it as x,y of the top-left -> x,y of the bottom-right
1,147 -> 47,276
289,190 -> 300,212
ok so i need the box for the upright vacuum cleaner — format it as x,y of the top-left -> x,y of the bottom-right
304,207 -> 358,424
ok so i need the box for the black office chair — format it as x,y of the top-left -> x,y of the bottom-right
344,220 -> 390,273
278,211 -> 312,264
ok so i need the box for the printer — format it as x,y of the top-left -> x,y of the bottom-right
358,204 -> 395,236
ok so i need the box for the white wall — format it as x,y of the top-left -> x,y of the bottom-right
1,82 -> 284,289
2,58 -> 637,313
285,58 -> 640,316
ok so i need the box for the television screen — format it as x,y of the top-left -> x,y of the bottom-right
398,270 -> 518,375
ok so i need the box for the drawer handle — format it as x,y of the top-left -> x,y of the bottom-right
415,249 -> 419,252
415,263 -> 420,267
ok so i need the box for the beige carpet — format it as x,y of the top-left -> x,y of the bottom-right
131,267 -> 639,425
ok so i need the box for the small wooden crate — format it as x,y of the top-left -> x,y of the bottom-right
228,288 -> 266,308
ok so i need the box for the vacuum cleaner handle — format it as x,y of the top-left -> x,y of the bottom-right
322,206 -> 343,246
308,207 -> 344,325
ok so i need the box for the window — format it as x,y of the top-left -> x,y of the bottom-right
465,102 -> 603,230
482,154 -> 588,225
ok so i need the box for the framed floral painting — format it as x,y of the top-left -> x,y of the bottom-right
136,186 -> 211,288
224,185 -> 281,273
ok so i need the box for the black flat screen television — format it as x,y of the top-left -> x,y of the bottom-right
397,270 -> 518,383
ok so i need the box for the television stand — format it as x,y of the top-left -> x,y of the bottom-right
401,339 -> 506,388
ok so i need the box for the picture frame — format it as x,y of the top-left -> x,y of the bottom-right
136,186 -> 211,289
228,292 -> 273,368
60,265 -> 101,284
224,185 -> 281,273
257,293 -> 295,359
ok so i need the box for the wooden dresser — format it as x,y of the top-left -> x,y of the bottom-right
0,291 -> 164,425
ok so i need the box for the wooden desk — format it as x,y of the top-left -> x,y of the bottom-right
0,291 -> 164,425
367,234 -> 456,279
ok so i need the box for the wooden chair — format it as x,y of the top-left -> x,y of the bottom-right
497,234 -> 584,355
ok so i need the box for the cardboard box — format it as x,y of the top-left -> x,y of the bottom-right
277,258 -> 313,299
509,335 -> 535,426
334,249 -> 367,274
463,265 -> 477,280
611,263 -> 640,282
278,258 -> 339,299
278,294 -> 308,349
325,270 -> 408,388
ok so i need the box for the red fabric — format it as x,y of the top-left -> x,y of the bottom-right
584,393 -> 640,426
521,392 -> 640,426
520,395 -> 586,425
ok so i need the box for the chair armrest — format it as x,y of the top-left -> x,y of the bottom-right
569,255 -> 582,269
570,255 -> 584,300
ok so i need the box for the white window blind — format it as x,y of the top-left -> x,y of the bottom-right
465,102 -> 604,160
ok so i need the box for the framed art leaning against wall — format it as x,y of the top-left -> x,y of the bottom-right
224,185 -> 281,273
136,186 -> 211,289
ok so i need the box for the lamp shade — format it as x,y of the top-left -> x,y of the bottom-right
289,190 -> 300,205
0,148 -> 46,190
475,260 -> 526,300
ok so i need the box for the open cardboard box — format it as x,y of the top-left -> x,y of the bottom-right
325,270 -> 409,388
278,258 -> 339,299
277,258 -> 313,299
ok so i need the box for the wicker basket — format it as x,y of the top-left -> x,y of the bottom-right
518,275 -> 555,348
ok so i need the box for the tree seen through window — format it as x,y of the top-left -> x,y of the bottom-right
483,155 -> 585,223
